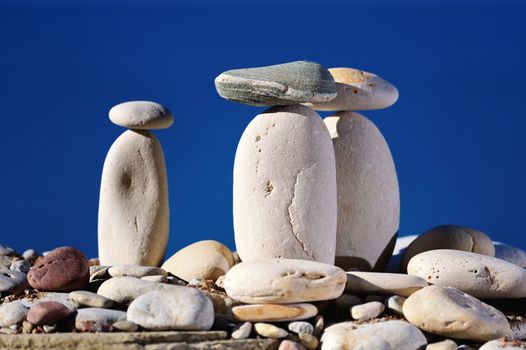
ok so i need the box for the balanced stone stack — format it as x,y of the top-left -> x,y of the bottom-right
98,101 -> 172,267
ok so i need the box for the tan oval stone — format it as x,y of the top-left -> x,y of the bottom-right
324,112 -> 399,271
98,130 -> 169,266
232,303 -> 317,322
234,105 -> 337,264
346,271 -> 428,297
162,240 -> 234,282
407,249 -> 526,299
402,285 -> 512,341
306,67 -> 399,111
109,101 -> 173,130
224,258 -> 346,304
401,225 -> 495,271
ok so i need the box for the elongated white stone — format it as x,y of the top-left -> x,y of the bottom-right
324,112 -> 399,271
233,105 -> 337,264
98,130 -> 169,266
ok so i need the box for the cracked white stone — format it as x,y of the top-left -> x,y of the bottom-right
324,112 -> 399,271
98,129 -> 169,266
233,105 -> 337,264
407,249 -> 526,299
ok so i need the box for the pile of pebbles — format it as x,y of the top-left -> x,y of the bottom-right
1,60 -> 526,350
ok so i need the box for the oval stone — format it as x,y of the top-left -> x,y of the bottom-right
232,303 -> 317,322
407,249 -> 526,299
234,105 -> 337,264
494,243 -> 526,268
27,247 -> 89,291
306,67 -> 399,111
108,265 -> 168,278
97,276 -> 176,304
321,320 -> 427,350
402,285 -> 512,341
401,225 -> 495,271
345,272 -> 428,297
109,101 -> 173,130
215,61 -> 337,106
162,240 -> 234,282
27,301 -> 71,325
0,301 -> 29,327
224,259 -> 346,304
127,289 -> 214,331
98,130 -> 169,266
324,112 -> 399,271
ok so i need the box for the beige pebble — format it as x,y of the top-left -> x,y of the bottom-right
69,290 -> 114,308
231,321 -> 252,339
299,333 -> 319,350
426,339 -> 457,350
254,322 -> 288,338
233,303 -> 317,322
162,240 -> 234,282
288,321 -> 314,335
385,295 -> 405,315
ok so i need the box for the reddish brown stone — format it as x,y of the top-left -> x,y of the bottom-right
27,301 -> 72,325
27,247 -> 89,291
278,340 -> 306,350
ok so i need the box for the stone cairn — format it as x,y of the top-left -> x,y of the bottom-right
0,62 -> 525,350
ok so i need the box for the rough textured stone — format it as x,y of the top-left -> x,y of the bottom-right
254,323 -> 288,338
0,301 -> 29,327
234,105 -> 337,264
97,276 -> 177,304
321,320 -> 427,350
350,301 -> 385,320
0,270 -> 28,295
127,289 -> 214,331
324,112 -> 399,271
402,285 -> 512,341
69,290 -> 114,308
426,339 -> 457,350
162,241 -> 234,282
75,308 -> 127,332
108,265 -> 168,278
494,242 -> 526,268
346,271 -> 427,297
109,101 -> 173,130
98,129 -> 169,267
224,259 -> 346,304
27,301 -> 71,325
0,331 -> 229,350
232,303 -> 317,322
27,246 -> 89,291
401,225 -> 495,271
407,249 -> 526,298
215,61 -> 337,106
306,67 -> 399,111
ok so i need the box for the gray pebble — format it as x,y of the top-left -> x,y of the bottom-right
0,301 -> 29,327
0,270 -> 28,296
288,321 -> 314,335
232,321 -> 252,339
10,260 -> 31,273
75,308 -> 127,332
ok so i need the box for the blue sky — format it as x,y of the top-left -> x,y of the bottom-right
0,0 -> 524,258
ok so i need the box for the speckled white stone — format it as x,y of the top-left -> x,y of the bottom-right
234,105 -> 337,264
407,249 -> 526,298
324,112 -> 399,271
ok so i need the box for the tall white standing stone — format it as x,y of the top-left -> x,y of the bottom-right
98,101 -> 172,267
324,112 -> 400,271
233,105 -> 337,264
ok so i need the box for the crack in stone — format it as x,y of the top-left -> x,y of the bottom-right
287,163 -> 317,259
